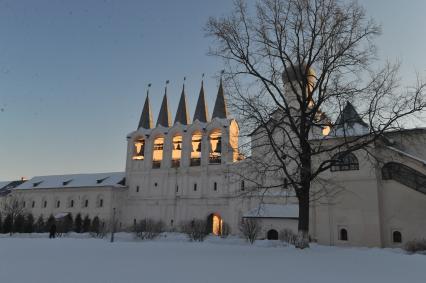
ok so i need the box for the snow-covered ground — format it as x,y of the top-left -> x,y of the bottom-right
0,233 -> 424,283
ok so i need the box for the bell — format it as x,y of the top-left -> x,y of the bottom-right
176,143 -> 182,150
214,138 -> 222,153
139,143 -> 145,155
196,142 -> 202,152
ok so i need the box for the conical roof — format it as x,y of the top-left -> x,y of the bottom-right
212,78 -> 228,119
174,84 -> 190,125
193,81 -> 209,123
138,93 -> 153,129
156,89 -> 171,127
335,102 -> 368,127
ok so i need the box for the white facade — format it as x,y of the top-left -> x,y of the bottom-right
6,80 -> 426,247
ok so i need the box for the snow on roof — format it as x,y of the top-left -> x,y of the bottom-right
243,204 -> 299,219
14,172 -> 125,190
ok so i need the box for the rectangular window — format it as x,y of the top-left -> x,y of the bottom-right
85,199 -> 89,208
194,183 -> 197,191
214,182 -> 217,191
136,186 -> 140,193
100,199 -> 103,207
31,201 -> 35,208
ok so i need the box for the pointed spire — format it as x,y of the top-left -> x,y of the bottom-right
156,81 -> 172,127
212,73 -> 228,119
193,75 -> 209,123
174,78 -> 190,125
335,102 -> 368,128
138,84 -> 153,129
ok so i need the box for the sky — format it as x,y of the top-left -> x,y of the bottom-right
0,0 -> 425,180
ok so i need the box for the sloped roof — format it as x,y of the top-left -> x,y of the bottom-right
212,78 -> 228,119
193,81 -> 209,123
243,204 -> 299,219
335,102 -> 368,128
15,172 -> 125,190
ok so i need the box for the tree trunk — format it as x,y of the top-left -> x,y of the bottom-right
295,189 -> 310,249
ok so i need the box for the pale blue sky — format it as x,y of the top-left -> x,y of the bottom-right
0,0 -> 425,180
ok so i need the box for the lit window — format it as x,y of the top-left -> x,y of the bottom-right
132,137 -> 145,160
209,130 -> 222,164
331,153 -> 359,171
152,137 -> 164,168
172,135 -> 183,168
190,132 -> 202,166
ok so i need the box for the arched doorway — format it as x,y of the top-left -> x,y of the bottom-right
207,213 -> 223,236
267,229 -> 278,240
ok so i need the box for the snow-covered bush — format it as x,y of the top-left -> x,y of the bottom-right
181,219 -> 208,242
279,229 -> 296,245
134,219 -> 164,240
404,239 -> 426,254
239,218 -> 261,244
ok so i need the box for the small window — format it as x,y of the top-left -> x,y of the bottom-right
43,201 -> 47,208
136,186 -> 140,193
56,200 -> 60,208
193,183 -> 197,191
84,199 -> 89,208
133,219 -> 136,226
240,180 -> 245,191
154,182 -> 158,187
392,231 -> 402,243
99,199 -> 103,207
214,182 -> 217,191
23,201 -> 26,208
339,228 -> 348,241
31,201 -> 35,208
70,199 -> 74,208
176,185 -> 179,193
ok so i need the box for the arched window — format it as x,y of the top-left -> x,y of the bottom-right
392,231 -> 402,243
267,229 -> 279,240
339,228 -> 348,241
132,137 -> 145,160
97,195 -> 104,208
331,152 -> 359,171
172,135 -> 183,168
152,136 -> 164,168
209,129 -> 222,164
190,131 -> 202,166
382,162 -> 426,193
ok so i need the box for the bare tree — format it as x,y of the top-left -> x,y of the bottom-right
206,0 -> 426,248
2,195 -> 26,235
239,218 -> 261,244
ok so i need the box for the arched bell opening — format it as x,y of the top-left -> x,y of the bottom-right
209,129 -> 222,164
266,229 -> 279,240
190,131 -> 202,166
132,137 -> 145,160
171,135 -> 183,168
152,136 -> 164,168
207,213 -> 223,236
